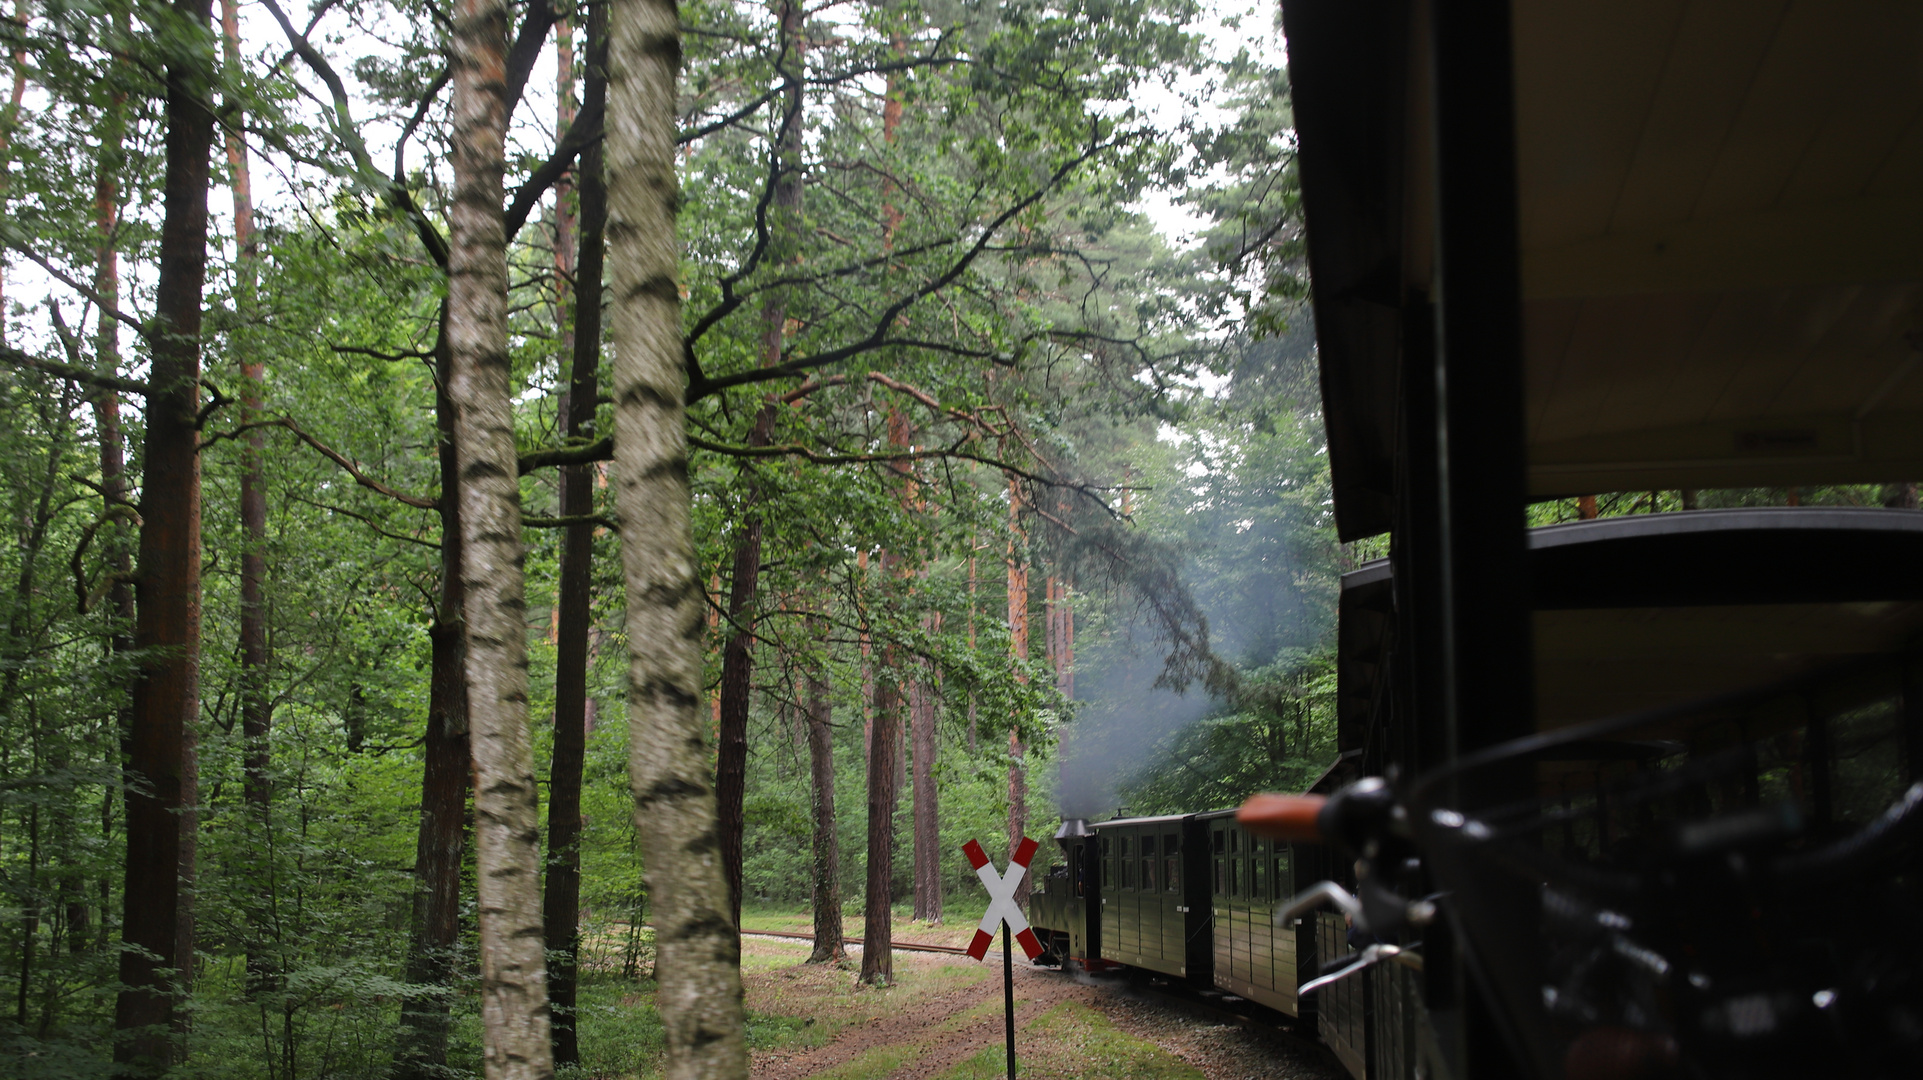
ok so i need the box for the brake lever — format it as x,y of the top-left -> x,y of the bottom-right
1298,942 -> 1420,995
1275,880 -> 1363,927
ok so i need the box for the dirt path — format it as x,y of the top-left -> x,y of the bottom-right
744,940 -> 1345,1080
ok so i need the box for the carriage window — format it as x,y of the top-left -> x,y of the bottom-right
1228,829 -> 1240,854
1214,858 -> 1226,895
1166,855 -> 1180,892
1101,836 -> 1111,857
1230,856 -> 1242,897
1122,855 -> 1135,890
1141,856 -> 1156,892
1103,858 -> 1112,888
1272,856 -> 1287,899
1213,828 -> 1225,854
1251,855 -> 1267,898
1141,835 -> 1156,859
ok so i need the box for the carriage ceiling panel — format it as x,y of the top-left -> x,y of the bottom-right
1513,0 -> 1923,496
1289,0 -> 1923,533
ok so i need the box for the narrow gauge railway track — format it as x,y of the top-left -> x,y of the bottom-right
1041,959 -> 1343,1073
738,928 -> 971,956
1064,961 -> 1314,1038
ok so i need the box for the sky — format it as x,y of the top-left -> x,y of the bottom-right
1134,0 -> 1287,248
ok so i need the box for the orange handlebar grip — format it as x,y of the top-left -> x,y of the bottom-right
1238,793 -> 1328,842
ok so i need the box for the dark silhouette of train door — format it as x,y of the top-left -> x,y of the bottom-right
1069,839 -> 1094,961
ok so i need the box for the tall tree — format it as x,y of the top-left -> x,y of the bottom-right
1005,477 -> 1030,901
397,319 -> 473,1079
113,0 -> 218,1067
713,0 -> 805,928
448,0 -> 553,1071
861,626 -> 902,985
544,1 -> 609,1065
219,0 -> 276,1014
0,0 -> 26,340
606,0 -> 749,1068
804,610 -> 844,963
909,630 -> 941,922
89,14 -> 133,967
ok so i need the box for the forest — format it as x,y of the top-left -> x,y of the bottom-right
0,0 -> 1353,1076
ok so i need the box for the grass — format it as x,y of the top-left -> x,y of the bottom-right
808,1044 -> 926,1080
549,969 -> 831,1079
937,1001 -> 1205,1080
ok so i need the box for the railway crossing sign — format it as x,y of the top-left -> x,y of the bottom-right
962,837 -> 1045,962
963,835 -> 1043,1080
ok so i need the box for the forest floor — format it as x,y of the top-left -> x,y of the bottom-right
719,910 -> 1347,1080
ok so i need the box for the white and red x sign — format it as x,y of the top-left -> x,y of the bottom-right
962,836 -> 1045,962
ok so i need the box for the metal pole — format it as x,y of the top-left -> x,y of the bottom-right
1003,919 -> 1015,1079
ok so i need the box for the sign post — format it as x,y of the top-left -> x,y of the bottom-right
962,836 -> 1044,1080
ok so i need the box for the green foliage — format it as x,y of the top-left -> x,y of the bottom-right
0,0 -> 1340,1074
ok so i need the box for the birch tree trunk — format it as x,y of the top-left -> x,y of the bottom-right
448,0 -> 553,1073
606,0 -> 749,1070
114,0 -> 216,1066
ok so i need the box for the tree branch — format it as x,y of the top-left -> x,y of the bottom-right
0,346 -> 149,397
209,416 -> 439,509
504,0 -> 559,117
523,512 -> 618,530
0,239 -> 149,340
686,132 -> 1126,402
518,437 -> 611,475
503,98 -> 604,241
258,0 -> 451,268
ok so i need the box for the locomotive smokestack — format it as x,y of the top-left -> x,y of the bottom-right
1053,817 -> 1093,846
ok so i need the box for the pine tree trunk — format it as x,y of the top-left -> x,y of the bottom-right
113,0 -> 215,1065
862,649 -> 901,985
805,616 -> 844,964
220,0 -> 276,1002
396,324 -> 471,1077
1005,479 -> 1029,904
714,509 -> 763,926
714,0 -> 803,927
606,0 -> 749,1068
966,548 -> 977,751
544,5 -> 606,1065
91,74 -> 132,962
448,0 -> 554,1072
910,651 -> 940,923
